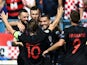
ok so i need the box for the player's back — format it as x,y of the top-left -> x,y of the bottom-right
62,25 -> 87,65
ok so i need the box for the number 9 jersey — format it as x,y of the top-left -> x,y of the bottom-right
60,25 -> 87,65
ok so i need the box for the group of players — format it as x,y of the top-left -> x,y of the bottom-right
1,0 -> 87,65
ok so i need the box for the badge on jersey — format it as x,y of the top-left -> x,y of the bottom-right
44,29 -> 51,34
60,31 -> 65,38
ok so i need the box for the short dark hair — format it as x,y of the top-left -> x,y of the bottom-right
18,9 -> 28,15
40,13 -> 50,20
70,10 -> 80,23
30,6 -> 40,11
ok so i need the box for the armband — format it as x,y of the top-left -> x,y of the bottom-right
13,31 -> 22,40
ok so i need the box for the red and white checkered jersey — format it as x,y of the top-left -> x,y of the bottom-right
64,0 -> 84,19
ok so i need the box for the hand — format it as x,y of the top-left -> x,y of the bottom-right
12,38 -> 23,46
12,41 -> 24,46
17,22 -> 25,32
1,11 -> 8,22
42,50 -> 49,57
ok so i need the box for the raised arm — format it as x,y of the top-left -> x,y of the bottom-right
79,7 -> 84,20
9,21 -> 18,26
58,0 -> 63,7
48,7 -> 63,31
1,12 -> 15,34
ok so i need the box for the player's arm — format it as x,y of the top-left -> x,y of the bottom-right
1,12 -> 24,46
1,12 -> 15,34
79,7 -> 84,19
9,21 -> 18,26
42,39 -> 65,56
58,0 -> 63,7
79,0 -> 84,19
9,21 -> 25,32
48,6 -> 63,31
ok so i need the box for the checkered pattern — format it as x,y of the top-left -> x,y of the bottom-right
82,12 -> 87,19
64,0 -> 84,19
8,46 -> 19,59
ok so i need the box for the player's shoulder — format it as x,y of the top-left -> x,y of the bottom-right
78,26 -> 87,30
63,26 -> 71,31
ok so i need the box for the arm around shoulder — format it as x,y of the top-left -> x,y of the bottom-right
42,39 -> 65,56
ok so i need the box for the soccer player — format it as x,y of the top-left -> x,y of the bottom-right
42,10 -> 87,65
39,14 -> 65,65
1,7 -> 63,65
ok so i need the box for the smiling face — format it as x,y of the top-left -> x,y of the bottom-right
39,16 -> 50,29
18,12 -> 29,23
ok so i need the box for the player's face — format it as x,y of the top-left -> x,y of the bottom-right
30,9 -> 40,21
39,17 -> 50,29
19,12 -> 29,23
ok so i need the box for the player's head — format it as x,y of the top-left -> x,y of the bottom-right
39,14 -> 50,29
70,10 -> 80,24
18,9 -> 29,23
27,19 -> 39,33
30,6 -> 40,21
